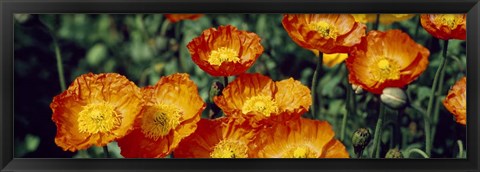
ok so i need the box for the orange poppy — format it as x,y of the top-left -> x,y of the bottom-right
352,14 -> 415,24
250,118 -> 349,158
164,14 -> 204,23
117,73 -> 206,158
420,14 -> 466,40
346,30 -> 430,94
187,25 -> 264,77
443,77 -> 466,125
174,118 -> 256,158
282,14 -> 366,54
51,73 -> 142,152
213,73 -> 311,126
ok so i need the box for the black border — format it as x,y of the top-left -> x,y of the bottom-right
1,0 -> 479,171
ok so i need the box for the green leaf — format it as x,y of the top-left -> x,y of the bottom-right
86,44 -> 107,66
25,134 -> 40,152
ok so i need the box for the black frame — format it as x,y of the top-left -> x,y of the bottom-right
1,0 -> 479,171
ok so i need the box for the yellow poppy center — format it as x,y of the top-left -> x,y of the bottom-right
210,140 -> 248,158
370,58 -> 401,83
283,146 -> 317,158
434,14 -> 462,30
77,102 -> 121,134
241,95 -> 279,117
207,47 -> 240,66
308,21 -> 338,39
141,104 -> 182,140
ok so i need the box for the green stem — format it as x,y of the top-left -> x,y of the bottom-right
424,39 -> 449,157
311,53 -> 323,119
340,83 -> 350,141
356,150 -> 363,159
396,109 -> 403,149
457,140 -> 464,158
408,148 -> 429,158
38,18 -> 67,91
159,18 -> 170,37
371,102 -> 386,158
431,60 -> 447,142
414,15 -> 421,40
53,39 -> 66,91
374,14 -> 380,30
223,76 -> 229,86
103,146 -> 110,158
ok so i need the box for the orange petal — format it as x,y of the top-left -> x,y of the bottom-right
51,73 -> 142,152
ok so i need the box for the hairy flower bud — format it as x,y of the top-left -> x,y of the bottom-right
209,81 -> 224,119
352,128 -> 372,156
385,148 -> 404,158
380,87 -> 408,109
209,81 -> 224,103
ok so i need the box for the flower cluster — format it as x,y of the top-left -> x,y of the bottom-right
50,13 -> 467,159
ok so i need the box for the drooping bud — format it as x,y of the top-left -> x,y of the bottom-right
352,128 -> 372,156
385,148 -> 404,158
209,81 -> 224,103
352,84 -> 364,95
380,87 -> 408,110
208,81 -> 224,119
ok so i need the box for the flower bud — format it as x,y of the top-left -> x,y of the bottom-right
380,87 -> 408,109
352,128 -> 372,155
352,84 -> 364,95
209,81 -> 224,119
209,81 -> 224,103
385,148 -> 404,158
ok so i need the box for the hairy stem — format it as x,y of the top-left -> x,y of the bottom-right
311,53 -> 323,119
371,102 -> 386,158
425,39 -> 449,157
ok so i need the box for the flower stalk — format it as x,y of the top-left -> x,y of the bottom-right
311,53 -> 323,119
425,39 -> 449,157
371,101 -> 386,158
103,146 -> 110,158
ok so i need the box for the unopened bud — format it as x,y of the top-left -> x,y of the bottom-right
209,81 -> 224,103
380,87 -> 408,109
385,148 -> 404,158
352,84 -> 364,95
352,128 -> 372,155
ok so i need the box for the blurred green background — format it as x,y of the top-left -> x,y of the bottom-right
14,14 -> 466,158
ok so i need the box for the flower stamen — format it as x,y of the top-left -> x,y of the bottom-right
241,95 -> 279,117
141,104 -> 182,140
77,102 -> 121,134
210,140 -> 248,158
434,14 -> 462,30
283,146 -> 317,158
207,47 -> 240,66
370,58 -> 401,83
308,21 -> 338,39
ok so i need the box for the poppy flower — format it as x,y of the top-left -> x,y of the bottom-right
352,14 -> 415,24
250,118 -> 349,158
165,14 -> 204,23
117,73 -> 206,158
282,14 -> 366,54
213,73 -> 311,126
174,118 -> 256,158
346,30 -> 430,94
443,77 -> 466,125
51,73 -> 143,152
187,25 -> 264,77
420,14 -> 466,40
